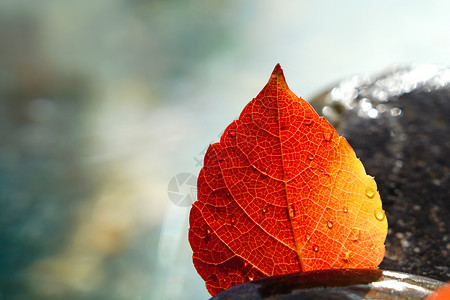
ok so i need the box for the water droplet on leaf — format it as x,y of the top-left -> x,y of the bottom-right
243,262 -> 248,267
262,207 -> 267,215
204,229 -> 211,244
327,221 -> 333,229
365,187 -> 376,198
247,272 -> 254,281
228,129 -> 236,137
304,117 -> 312,126
324,173 -> 333,186
313,244 -> 319,252
307,153 -> 314,161
217,153 -> 224,161
350,229 -> 361,242
230,217 -> 236,225
374,208 -> 385,221
288,205 -> 295,218
322,122 -> 332,141
343,206 -> 348,213
343,251 -> 351,262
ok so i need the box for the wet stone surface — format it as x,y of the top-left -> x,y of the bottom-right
211,269 -> 444,300
311,65 -> 450,282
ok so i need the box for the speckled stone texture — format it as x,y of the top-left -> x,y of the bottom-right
310,65 -> 450,282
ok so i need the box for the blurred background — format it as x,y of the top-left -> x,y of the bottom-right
0,1 -> 449,299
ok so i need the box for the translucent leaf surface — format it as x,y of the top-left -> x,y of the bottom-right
189,64 -> 388,296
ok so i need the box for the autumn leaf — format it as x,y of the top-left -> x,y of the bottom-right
189,64 -> 388,296
427,282 -> 450,300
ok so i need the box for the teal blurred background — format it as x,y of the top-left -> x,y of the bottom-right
0,1 -> 449,299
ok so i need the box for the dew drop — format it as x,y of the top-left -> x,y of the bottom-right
243,262 -> 248,267
247,273 -> 254,281
262,207 -> 267,215
324,173 -> 333,186
322,122 -> 333,141
327,221 -> 333,229
288,205 -> 295,218
228,129 -> 236,137
217,153 -> 224,161
230,216 -> 237,225
365,187 -> 376,198
313,244 -> 319,252
307,153 -> 314,161
343,206 -> 348,213
304,116 -> 313,126
205,229 -> 211,244
374,208 -> 385,221
343,251 -> 351,262
350,229 -> 360,242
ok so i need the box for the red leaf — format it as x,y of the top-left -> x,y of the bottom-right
189,64 -> 388,296
427,282 -> 450,300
